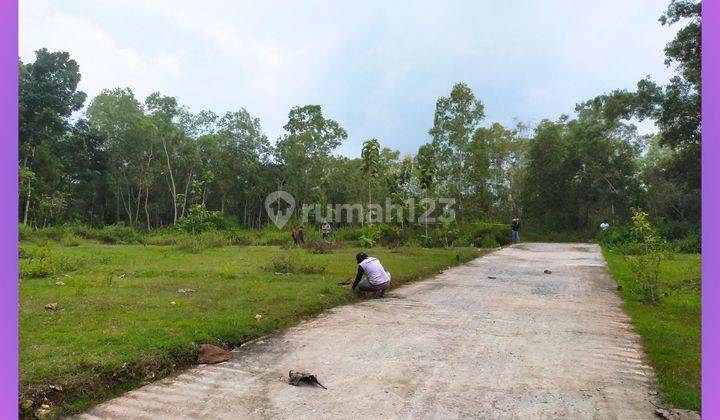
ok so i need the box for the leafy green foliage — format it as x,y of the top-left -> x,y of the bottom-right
96,225 -> 144,245
175,204 -> 230,233
19,243 -> 82,278
625,211 -> 669,304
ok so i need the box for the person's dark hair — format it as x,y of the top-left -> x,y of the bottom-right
356,252 -> 368,264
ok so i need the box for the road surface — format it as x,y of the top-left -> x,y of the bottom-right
78,243 -> 659,419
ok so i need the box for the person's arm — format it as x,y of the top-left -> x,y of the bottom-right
352,265 -> 365,289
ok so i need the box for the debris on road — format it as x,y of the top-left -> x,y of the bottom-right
543,269 -> 552,274
44,302 -> 58,310
487,276 -> 497,279
197,344 -> 233,364
288,370 -> 327,389
654,407 -> 701,420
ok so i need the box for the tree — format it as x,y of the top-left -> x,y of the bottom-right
429,83 -> 485,213
361,139 -> 381,223
19,49 -> 86,225
87,88 -> 154,227
275,105 -> 347,207
416,144 -> 438,235
578,0 -> 701,222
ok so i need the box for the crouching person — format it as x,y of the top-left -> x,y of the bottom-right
352,252 -> 391,298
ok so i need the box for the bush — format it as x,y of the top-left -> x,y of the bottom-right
305,241 -> 342,254
172,232 -> 230,253
463,223 -> 511,247
97,225 -> 144,244
253,228 -> 293,246
262,254 -> 325,274
19,224 -> 32,241
625,211 -> 669,305
60,234 -> 81,247
333,227 -> 362,241
480,234 -> 498,248
358,225 -> 381,248
175,204 -> 232,233
19,244 -> 82,278
672,233 -> 701,253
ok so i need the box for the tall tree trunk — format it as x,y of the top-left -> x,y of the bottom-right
116,182 -> 120,224
23,176 -> 31,225
161,138 -> 178,224
145,186 -> 151,231
135,186 -> 142,226
181,171 -> 193,218
22,148 -> 33,225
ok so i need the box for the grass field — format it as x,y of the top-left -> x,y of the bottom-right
19,240 -> 482,416
603,251 -> 701,412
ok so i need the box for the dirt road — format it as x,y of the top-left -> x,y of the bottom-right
78,243 -> 659,419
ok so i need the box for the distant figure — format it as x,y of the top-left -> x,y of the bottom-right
291,225 -> 299,245
298,225 -> 305,245
511,218 -> 521,243
321,221 -> 331,240
352,252 -> 391,298
600,221 -> 610,230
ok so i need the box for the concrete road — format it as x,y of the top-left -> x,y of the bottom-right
78,243 -> 659,419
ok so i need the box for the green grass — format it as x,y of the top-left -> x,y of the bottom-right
19,241 -> 483,416
603,250 -> 701,412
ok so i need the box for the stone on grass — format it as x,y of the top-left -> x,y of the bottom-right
54,281 -> 65,286
197,344 -> 232,364
44,302 -> 58,310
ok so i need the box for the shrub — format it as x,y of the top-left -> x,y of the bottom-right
19,224 -> 32,241
172,232 -> 230,253
97,225 -> 144,244
262,254 -> 326,274
464,223 -> 511,247
253,228 -> 292,246
480,234 -> 498,248
60,234 -> 81,247
625,211 -> 669,305
305,241 -> 342,254
19,244 -> 82,278
358,225 -> 381,248
333,227 -> 362,241
672,233 -> 701,253
175,204 -> 231,233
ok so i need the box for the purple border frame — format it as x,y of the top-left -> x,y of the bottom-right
1,0 -> 19,417
701,0 -> 717,417
0,0 -> 717,417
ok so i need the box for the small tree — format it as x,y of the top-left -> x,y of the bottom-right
626,210 -> 668,304
361,139 -> 381,224
416,144 -> 437,238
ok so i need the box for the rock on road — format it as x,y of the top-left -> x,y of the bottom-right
78,243 -> 659,419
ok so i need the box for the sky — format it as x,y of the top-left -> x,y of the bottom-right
19,0 -> 677,157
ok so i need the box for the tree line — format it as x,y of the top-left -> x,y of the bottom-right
18,0 -> 699,234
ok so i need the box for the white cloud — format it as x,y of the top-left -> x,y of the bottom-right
19,0 -> 187,107
20,0 -> 678,154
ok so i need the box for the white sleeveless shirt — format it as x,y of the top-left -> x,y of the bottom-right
359,257 -> 390,285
